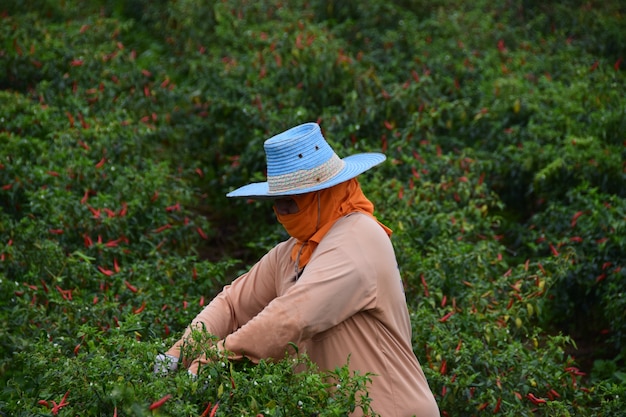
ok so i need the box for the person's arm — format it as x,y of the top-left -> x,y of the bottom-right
163,244 -> 281,365
216,214 -> 383,364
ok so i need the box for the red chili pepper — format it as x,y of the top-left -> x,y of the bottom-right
565,366 -> 586,376
133,301 -> 146,314
148,394 -> 172,410
197,227 -> 208,240
493,397 -> 502,413
98,266 -> 114,276
76,112 -> 88,128
95,157 -> 106,168
549,243 -> 559,257
477,402 -> 489,411
153,224 -> 172,233
200,402 -> 213,417
51,391 -> 70,415
118,202 -> 128,217
56,286 -> 73,301
526,393 -> 546,405
104,239 -> 120,248
88,206 -> 101,219
439,311 -> 454,322
80,189 -> 90,204
570,211 -> 585,227
209,402 -> 220,417
66,112 -> 75,128
506,297 -> 514,310
420,274 -> 429,297
124,280 -> 138,293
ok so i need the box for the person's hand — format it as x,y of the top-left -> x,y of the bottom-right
153,353 -> 179,375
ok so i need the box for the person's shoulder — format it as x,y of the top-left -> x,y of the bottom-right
267,236 -> 298,257
334,212 -> 389,238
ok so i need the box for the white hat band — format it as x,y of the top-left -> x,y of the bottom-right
268,154 -> 345,194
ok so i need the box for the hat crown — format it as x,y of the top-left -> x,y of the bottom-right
264,123 -> 344,194
264,123 -> 334,176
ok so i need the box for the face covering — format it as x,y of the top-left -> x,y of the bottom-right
274,178 -> 392,270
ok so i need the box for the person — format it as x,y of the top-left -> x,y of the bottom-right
155,122 -> 440,417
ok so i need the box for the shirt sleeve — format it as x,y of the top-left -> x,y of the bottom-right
165,245 -> 281,359
222,214 -> 381,362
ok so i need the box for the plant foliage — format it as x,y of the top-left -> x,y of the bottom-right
1,0 -> 625,415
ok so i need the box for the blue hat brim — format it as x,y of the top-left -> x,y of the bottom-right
226,153 -> 386,199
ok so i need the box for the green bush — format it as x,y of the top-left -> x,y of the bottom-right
1,0 -> 625,415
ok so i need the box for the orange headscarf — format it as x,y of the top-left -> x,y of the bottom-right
274,178 -> 392,269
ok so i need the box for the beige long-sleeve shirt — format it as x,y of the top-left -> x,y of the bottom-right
167,213 -> 439,417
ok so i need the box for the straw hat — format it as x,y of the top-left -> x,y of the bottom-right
226,122 -> 386,198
